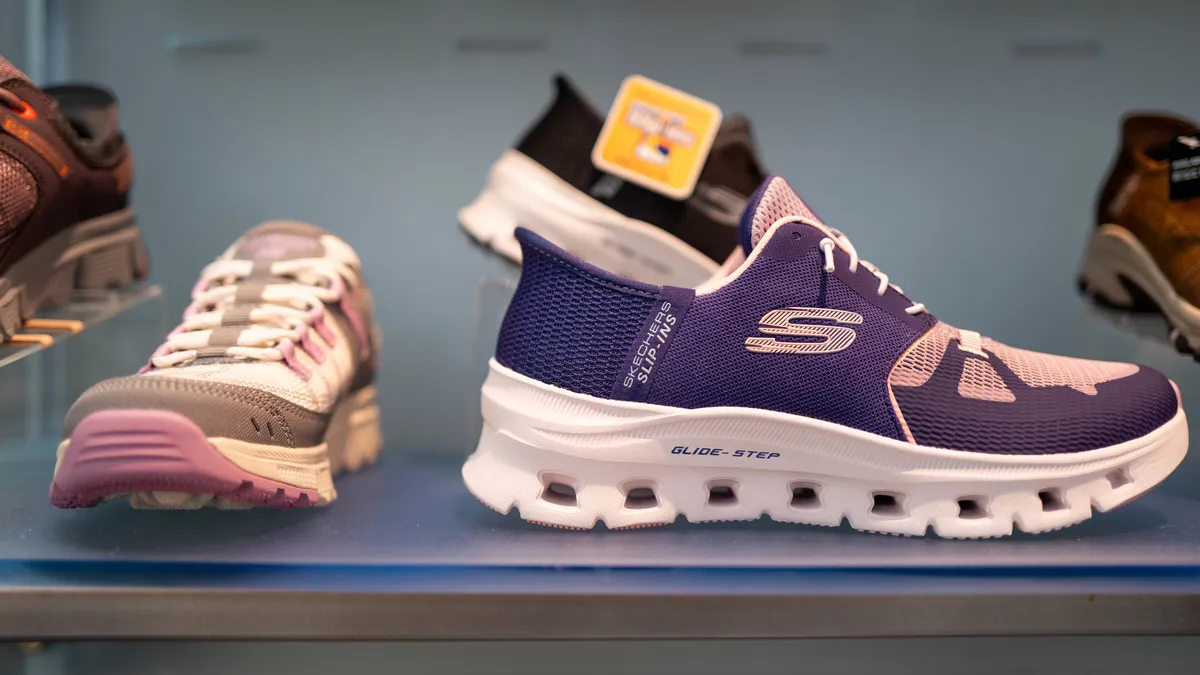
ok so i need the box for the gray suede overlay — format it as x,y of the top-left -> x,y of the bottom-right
63,376 -> 331,448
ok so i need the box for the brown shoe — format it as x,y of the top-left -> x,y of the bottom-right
1082,112 -> 1200,354
0,56 -> 148,339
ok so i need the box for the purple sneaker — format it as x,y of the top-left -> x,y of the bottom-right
463,176 -> 1188,537
51,221 -> 382,509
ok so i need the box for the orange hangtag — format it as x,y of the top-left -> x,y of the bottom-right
592,75 -> 722,200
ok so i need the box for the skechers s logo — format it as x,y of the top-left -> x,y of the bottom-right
745,307 -> 862,354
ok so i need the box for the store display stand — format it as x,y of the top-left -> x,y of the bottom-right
0,285 -> 162,370
0,284 -> 166,461
2,453 -> 1199,639
0,278 -> 1195,634
0,280 -> 1196,640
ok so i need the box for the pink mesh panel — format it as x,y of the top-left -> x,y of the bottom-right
0,58 -> 28,84
0,156 -> 37,241
750,177 -> 823,247
958,358 -> 1015,402
889,322 -> 956,388
983,338 -> 1138,396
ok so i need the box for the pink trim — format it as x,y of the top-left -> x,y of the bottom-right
276,339 -> 312,379
327,275 -> 368,349
339,288 -> 369,351
298,326 -> 326,364
310,307 -> 336,346
50,410 -> 321,509
886,327 -> 933,445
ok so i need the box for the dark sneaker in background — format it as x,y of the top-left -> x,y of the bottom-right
51,222 -> 382,509
459,74 -> 767,286
0,57 -> 147,339
1082,112 -> 1200,356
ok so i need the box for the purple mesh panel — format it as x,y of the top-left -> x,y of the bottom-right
496,229 -> 659,398
648,238 -> 926,441
0,156 -> 36,243
892,344 -> 1178,454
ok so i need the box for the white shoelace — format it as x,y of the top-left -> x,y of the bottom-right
150,257 -> 358,370
774,217 -> 926,316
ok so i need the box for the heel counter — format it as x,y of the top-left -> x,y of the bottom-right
513,75 -> 603,191
495,229 -> 660,399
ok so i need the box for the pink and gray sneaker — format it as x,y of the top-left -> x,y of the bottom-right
51,221 -> 382,509
463,176 -> 1188,537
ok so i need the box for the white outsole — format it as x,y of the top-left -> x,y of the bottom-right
1080,223 -> 1200,352
463,360 -> 1188,538
458,150 -> 719,287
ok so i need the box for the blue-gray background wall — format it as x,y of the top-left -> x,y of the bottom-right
0,3 -> 22,71
31,0 -> 1200,487
4,2 -> 1200,672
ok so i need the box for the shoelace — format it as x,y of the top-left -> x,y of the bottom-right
774,216 -> 927,316
147,257 -> 357,374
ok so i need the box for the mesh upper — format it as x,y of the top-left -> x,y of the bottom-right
496,176 -> 1180,456
496,235 -> 658,399
984,338 -> 1138,395
891,321 -> 956,387
890,323 -> 1177,453
0,156 -> 36,243
957,357 -> 1015,403
71,222 -> 375,435
891,324 -> 1139,398
744,176 -> 823,251
649,251 -> 921,441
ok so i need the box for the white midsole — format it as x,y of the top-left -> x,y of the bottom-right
54,385 -> 383,506
458,149 -> 719,286
464,360 -> 1188,536
1081,223 -> 1200,346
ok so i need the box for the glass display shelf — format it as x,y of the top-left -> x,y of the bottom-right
1,452 -> 1198,640
0,284 -> 163,371
1,277 -> 1199,640
0,284 -> 167,464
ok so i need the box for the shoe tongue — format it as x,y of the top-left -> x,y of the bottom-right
737,176 -> 825,254
228,221 -> 328,261
0,58 -> 30,87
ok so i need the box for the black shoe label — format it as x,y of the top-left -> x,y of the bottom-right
1169,129 -> 1200,201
